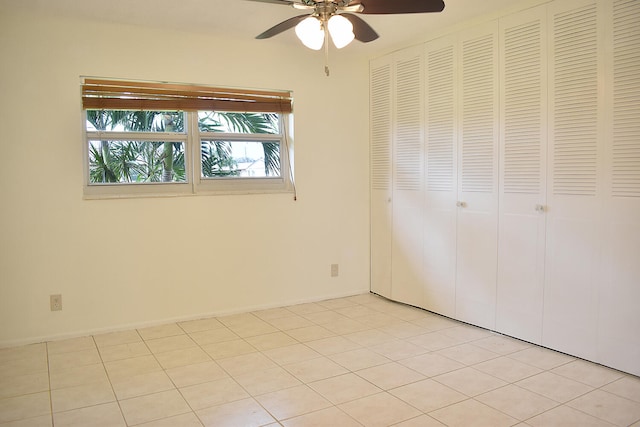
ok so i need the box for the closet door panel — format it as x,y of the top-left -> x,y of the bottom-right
423,35 -> 458,317
455,22 -> 500,330
391,47 -> 425,307
455,196 -> 498,329
496,6 -> 548,344
599,217 -> 640,376
598,0 -> 640,376
370,57 -> 393,298
543,0 -> 602,361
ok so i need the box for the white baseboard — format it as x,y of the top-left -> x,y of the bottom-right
0,289 -> 370,349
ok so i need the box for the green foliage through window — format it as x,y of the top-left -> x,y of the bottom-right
86,110 -> 282,184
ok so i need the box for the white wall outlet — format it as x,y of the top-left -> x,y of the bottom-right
50,294 -> 62,311
331,264 -> 339,277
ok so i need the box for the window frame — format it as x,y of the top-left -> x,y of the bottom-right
83,120 -> 193,198
81,79 -> 294,199
193,113 -> 294,195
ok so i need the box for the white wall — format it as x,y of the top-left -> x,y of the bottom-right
0,7 -> 371,346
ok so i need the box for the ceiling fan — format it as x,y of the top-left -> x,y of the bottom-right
248,0 -> 445,75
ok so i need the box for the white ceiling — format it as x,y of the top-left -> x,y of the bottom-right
16,0 -> 528,56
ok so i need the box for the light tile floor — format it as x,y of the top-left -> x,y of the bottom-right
1,293 -> 640,426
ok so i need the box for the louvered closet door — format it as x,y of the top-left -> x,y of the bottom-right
496,6 -> 547,344
543,0 -> 602,361
423,35 -> 458,317
391,46 -> 425,307
598,0 -> 640,376
370,57 -> 393,298
455,22 -> 500,330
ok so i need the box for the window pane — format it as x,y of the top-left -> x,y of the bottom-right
88,140 -> 186,184
201,140 -> 281,178
86,110 -> 184,132
198,111 -> 280,134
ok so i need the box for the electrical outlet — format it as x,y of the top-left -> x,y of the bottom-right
50,294 -> 62,311
331,264 -> 339,277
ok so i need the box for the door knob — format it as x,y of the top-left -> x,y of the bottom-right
456,201 -> 467,208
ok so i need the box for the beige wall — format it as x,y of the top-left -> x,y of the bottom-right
0,7 -> 371,345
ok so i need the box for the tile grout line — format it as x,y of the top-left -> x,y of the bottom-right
227,301 -> 379,424
94,332 -> 137,427
46,341 -> 54,427
7,295 -> 639,426
133,324 -> 201,426
252,301 -> 378,426
179,307 -> 327,426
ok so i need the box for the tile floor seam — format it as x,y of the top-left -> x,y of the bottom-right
563,388 -> 640,427
428,364 -> 505,394
501,368 -> 589,423
92,334 -> 129,427
341,390 -> 416,418
519,402 -> 613,427
384,387 -> 447,420
279,406 -> 365,426
283,346 -> 326,363
4,294 -> 640,426
95,330 -> 168,424
350,365 -> 427,397
518,400 -> 566,423
506,353 -> 575,372
473,359 -> 545,384
553,367 -> 627,390
414,346 -> 478,366
255,383 -> 329,424
475,384 -> 566,423
596,382 -> 640,404
322,373 -> 382,402
118,389 -> 194,426
45,341 -> 54,427
495,382 -> 565,405
423,396 -> 476,415
180,349 -> 274,418
49,401 -> 126,423
168,314 -> 316,425
135,327 -> 209,426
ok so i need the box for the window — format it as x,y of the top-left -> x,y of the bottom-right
82,78 -> 294,198
196,111 -> 290,194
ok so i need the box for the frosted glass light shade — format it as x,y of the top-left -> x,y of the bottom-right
295,17 -> 325,50
328,15 -> 355,49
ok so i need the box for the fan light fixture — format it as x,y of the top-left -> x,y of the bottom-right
254,0 -> 446,77
327,15 -> 355,48
294,14 -> 355,50
295,17 -> 324,50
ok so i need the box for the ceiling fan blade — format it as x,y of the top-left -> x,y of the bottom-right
351,0 -> 445,14
339,4 -> 364,12
342,13 -> 379,43
256,14 -> 309,39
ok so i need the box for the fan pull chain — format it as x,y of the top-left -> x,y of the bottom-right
324,23 -> 330,76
